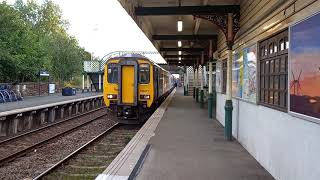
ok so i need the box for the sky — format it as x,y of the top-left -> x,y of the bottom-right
3,0 -> 166,63
290,13 -> 320,97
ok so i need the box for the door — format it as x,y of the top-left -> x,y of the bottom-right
121,65 -> 135,104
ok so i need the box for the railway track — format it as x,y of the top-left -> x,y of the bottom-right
35,124 -> 140,180
0,107 -> 109,167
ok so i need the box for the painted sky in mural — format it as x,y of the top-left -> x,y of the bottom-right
290,13 -> 320,119
242,45 -> 257,103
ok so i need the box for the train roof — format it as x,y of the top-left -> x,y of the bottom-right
106,53 -> 171,75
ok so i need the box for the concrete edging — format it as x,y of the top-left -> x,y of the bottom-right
96,89 -> 176,180
0,95 -> 103,117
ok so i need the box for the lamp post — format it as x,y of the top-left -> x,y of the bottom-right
200,52 -> 205,108
225,13 -> 234,141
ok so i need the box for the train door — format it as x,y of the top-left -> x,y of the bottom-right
121,65 -> 135,104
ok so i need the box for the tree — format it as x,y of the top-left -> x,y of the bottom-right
0,0 -> 90,85
0,2 -> 43,82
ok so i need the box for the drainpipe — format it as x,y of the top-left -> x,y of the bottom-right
195,68 -> 198,102
186,67 -> 189,95
208,40 -> 214,118
184,66 -> 187,96
208,61 -> 213,118
193,67 -> 196,99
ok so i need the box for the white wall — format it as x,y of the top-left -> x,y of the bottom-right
216,92 -> 320,180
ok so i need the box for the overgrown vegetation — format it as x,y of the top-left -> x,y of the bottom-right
0,0 -> 90,85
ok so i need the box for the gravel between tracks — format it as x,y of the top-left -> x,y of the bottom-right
0,108 -> 107,161
43,125 -> 140,180
0,109 -> 117,180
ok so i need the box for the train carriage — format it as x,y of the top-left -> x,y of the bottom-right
103,54 -> 175,124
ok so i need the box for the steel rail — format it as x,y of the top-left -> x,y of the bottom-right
33,123 -> 120,180
0,110 -> 109,167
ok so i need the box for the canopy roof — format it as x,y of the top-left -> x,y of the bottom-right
120,0 -> 240,66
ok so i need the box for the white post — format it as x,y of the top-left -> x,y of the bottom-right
204,66 -> 207,87
201,52 -> 204,91
201,66 -> 204,91
187,69 -> 189,87
98,74 -> 102,91
193,68 -> 196,99
226,13 -> 233,101
87,75 -> 90,91
225,13 -> 234,141
227,50 -> 232,100
82,74 -> 85,92
209,62 -> 213,94
195,68 -> 198,89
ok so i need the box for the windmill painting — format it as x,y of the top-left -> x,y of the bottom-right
289,12 -> 320,119
290,70 -> 302,95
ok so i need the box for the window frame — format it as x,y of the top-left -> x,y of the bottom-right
257,29 -> 289,112
139,63 -> 150,84
107,63 -> 118,84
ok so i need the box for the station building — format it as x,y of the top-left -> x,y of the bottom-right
116,1 -> 320,179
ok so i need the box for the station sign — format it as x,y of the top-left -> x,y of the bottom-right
39,70 -> 50,77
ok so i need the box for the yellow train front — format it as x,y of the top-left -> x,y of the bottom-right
103,54 -> 174,124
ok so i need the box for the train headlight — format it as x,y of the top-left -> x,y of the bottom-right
140,95 -> 150,99
107,94 -> 117,99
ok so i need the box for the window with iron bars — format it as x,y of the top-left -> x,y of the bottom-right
258,29 -> 289,111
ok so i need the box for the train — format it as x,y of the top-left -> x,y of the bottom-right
103,54 -> 175,124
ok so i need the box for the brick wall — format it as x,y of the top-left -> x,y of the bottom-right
0,82 -> 62,97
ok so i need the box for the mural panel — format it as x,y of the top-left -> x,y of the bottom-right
216,60 -> 222,93
232,51 -> 243,98
289,12 -> 320,119
242,44 -> 257,103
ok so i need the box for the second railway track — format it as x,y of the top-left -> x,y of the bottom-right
34,124 -> 140,180
0,107 -> 119,180
0,107 -> 109,166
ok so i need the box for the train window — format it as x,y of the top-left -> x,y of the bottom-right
139,64 -> 150,84
107,63 -> 118,83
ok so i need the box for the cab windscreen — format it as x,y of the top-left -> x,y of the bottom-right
139,64 -> 150,84
107,63 -> 118,83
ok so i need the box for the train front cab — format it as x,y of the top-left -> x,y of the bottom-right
104,58 -> 154,123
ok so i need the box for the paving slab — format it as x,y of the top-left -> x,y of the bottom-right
96,89 -> 176,180
136,88 -> 274,180
0,92 -> 102,113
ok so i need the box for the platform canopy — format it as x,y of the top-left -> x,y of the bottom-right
120,0 -> 239,66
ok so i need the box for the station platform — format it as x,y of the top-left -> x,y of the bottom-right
98,88 -> 274,180
0,92 -> 102,113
